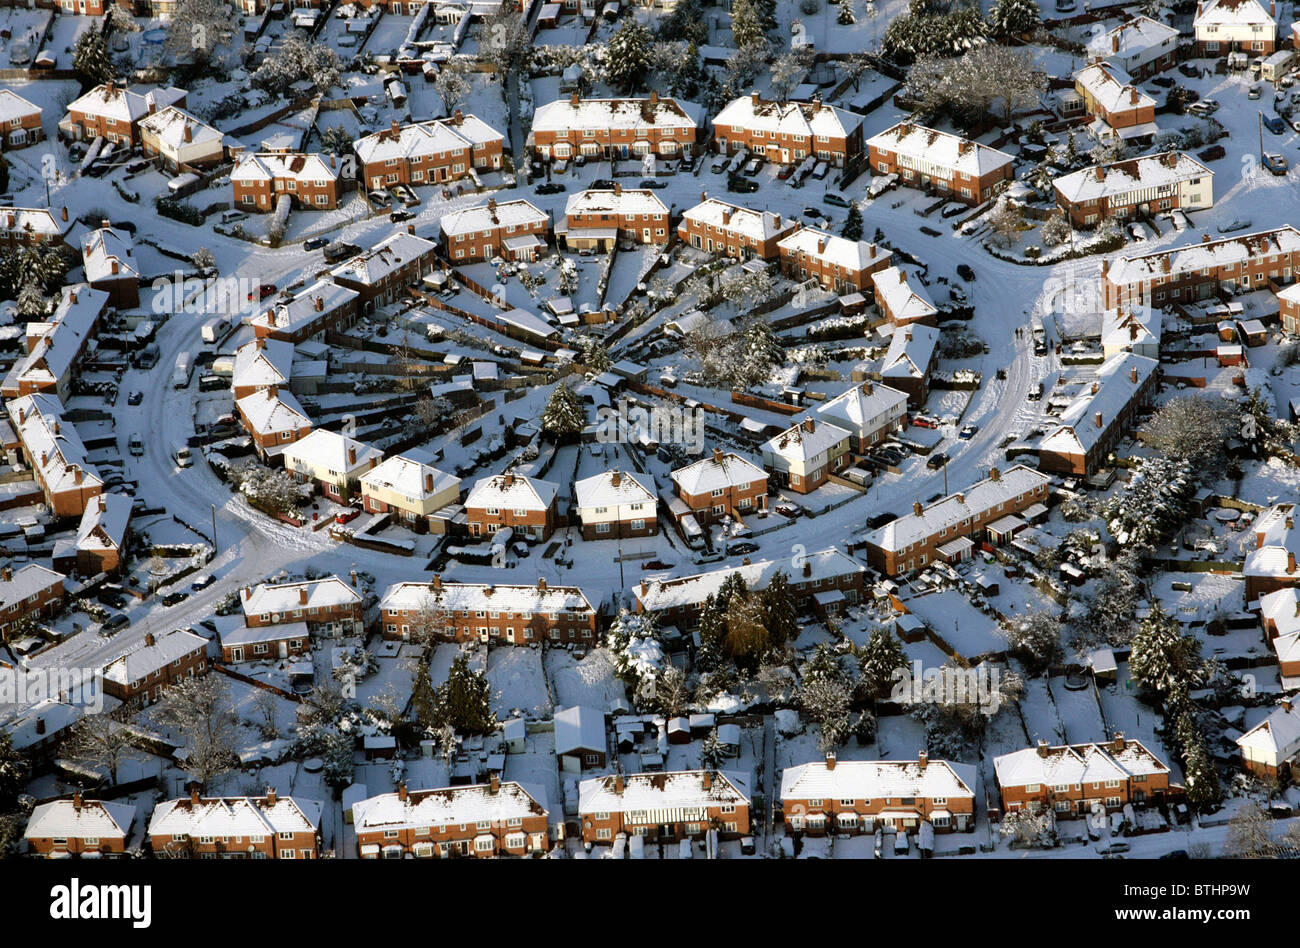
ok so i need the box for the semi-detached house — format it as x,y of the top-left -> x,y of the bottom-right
360,454 -> 461,529
281,429 -> 382,502
1054,151 -> 1213,228
670,448 -> 768,526
530,91 -> 702,160
866,123 -> 1014,207
1037,352 -> 1160,476
993,735 -> 1177,817
815,380 -> 908,454
1084,15 -> 1181,78
561,187 -> 670,251
438,198 -> 549,262
231,152 -> 342,211
1193,0 -> 1277,55
712,92 -> 863,167
148,788 -> 322,859
464,472 -> 560,541
760,417 -> 852,493
100,629 -> 209,710
354,112 -> 504,191
0,90 -> 43,151
573,469 -> 657,539
240,574 -> 364,637
1073,62 -> 1158,143
578,770 -> 751,844
776,228 -> 892,295
677,197 -> 799,261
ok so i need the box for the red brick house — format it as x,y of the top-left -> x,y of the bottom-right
249,280 -> 361,343
669,449 -> 768,526
677,197 -> 799,261
872,266 -> 938,327
379,575 -> 598,645
1193,0 -> 1277,55
235,385 -> 313,459
352,778 -> 550,858
1074,62 -> 1158,143
530,91 -> 702,160
10,393 -> 104,518
0,90 -> 43,151
100,629 -> 209,710
878,323 -> 940,409
0,206 -> 73,250
464,472 -> 560,541
148,788 -> 322,859
70,492 -> 132,577
815,380 -> 909,454
354,113 -> 504,192
241,575 -> 364,636
760,417 -> 852,493
1054,151 -> 1214,228
712,92 -> 863,167
1037,353 -> 1160,477
61,82 -> 186,146
24,793 -> 136,857
777,228 -> 892,294
866,123 -> 1014,206
561,186 -> 671,251
1243,503 -> 1300,602
573,469 -> 657,539
993,736 -> 1177,818
438,198 -> 549,262
1277,281 -> 1300,334
330,230 -> 438,314
231,152 -> 343,212
0,563 -> 66,639
578,770 -> 751,844
780,753 -> 976,835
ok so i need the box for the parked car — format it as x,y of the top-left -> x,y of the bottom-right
101,613 -> 130,634
161,591 -> 189,607
926,452 -> 950,470
191,575 -> 216,591
911,414 -> 939,429
304,236 -> 330,251
536,182 -> 566,195
335,508 -> 362,524
866,511 -> 897,529
1217,218 -> 1252,233
728,541 -> 760,556
127,390 -> 143,405
98,592 -> 127,610
591,178 -> 616,190
1151,75 -> 1176,88
1264,114 -> 1287,134
1197,144 -> 1227,162
743,156 -> 764,176
390,208 -> 416,222
368,189 -> 392,206
1263,152 -> 1289,174
956,263 -> 975,281
639,178 -> 667,189
959,424 -> 979,440
777,164 -> 795,180
642,559 -> 674,571
1248,85 -> 1262,99
247,282 -> 277,301
727,176 -> 759,193
824,193 -> 851,209
128,432 -> 144,456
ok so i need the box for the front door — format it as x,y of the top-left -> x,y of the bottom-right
231,647 -> 243,662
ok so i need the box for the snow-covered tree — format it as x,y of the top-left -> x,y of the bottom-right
857,627 -> 905,700
1141,394 -> 1236,475
233,463 -> 306,514
72,29 -> 114,89
842,202 -> 864,241
320,124 -> 354,157
730,0 -> 771,53
769,50 -> 813,103
410,660 -> 438,730
578,335 -> 612,372
656,0 -> 710,45
800,676 -> 852,751
988,0 -> 1041,38
154,674 -> 240,791
65,714 -> 136,786
541,382 -> 586,438
1176,710 -> 1222,809
606,20 -> 652,93
837,0 -> 856,24
415,394 -> 455,431
1006,610 -> 1064,676
1224,801 -> 1274,856
1240,387 -> 1296,460
1129,603 -> 1207,698
164,0 -> 232,68
0,730 -> 24,810
1040,215 -> 1073,247
999,807 -> 1056,848
433,655 -> 497,735
191,247 -> 216,272
761,571 -> 798,650
434,60 -> 472,115
1102,456 -> 1196,549
253,33 -> 341,96
481,10 -> 534,80
986,202 -> 1025,249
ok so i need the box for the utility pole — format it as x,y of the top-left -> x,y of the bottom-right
211,503 -> 219,556
1260,110 -> 1265,162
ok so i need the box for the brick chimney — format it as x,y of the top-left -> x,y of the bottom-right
1112,33 -> 1119,52
390,119 -> 401,137
1095,411 -> 1103,429
702,771 -> 712,790
538,577 -> 547,592
431,573 -> 442,593
243,585 -> 252,600
61,206 -> 68,222
917,750 -> 927,770
611,471 -> 621,487
722,207 -> 733,225
750,90 -> 760,108
1037,739 -> 1049,758
956,493 -> 965,504
110,259 -> 119,275
1130,365 -> 1138,384
1095,166 -> 1105,182
503,473 -> 515,488
299,586 -> 309,605
712,447 -> 723,463
36,716 -> 45,735
1129,87 -> 1139,105
190,786 -> 200,805
397,781 -> 408,802
314,296 -> 324,312
863,381 -> 873,395
803,560 -> 812,578
1289,551 -> 1296,574
452,110 -> 463,126
348,445 -> 358,467
350,569 -> 358,587
913,500 -> 923,516
145,632 -> 156,647
490,773 -> 500,793
614,773 -> 625,794
1091,381 -> 1099,395
649,90 -> 659,106
72,790 -> 81,810
182,122 -> 192,143
1,566 -> 10,583
570,91 -> 580,106
802,417 -> 815,433
1112,732 -> 1125,753
98,495 -> 106,513
989,466 -> 1000,482
424,471 -> 434,493
825,751 -> 836,771
266,787 -> 277,806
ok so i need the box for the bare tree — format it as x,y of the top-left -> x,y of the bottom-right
154,674 -> 241,792
251,689 -> 280,740
65,713 -> 135,786
1224,801 -> 1276,857
407,595 -> 454,647
434,60 -> 472,115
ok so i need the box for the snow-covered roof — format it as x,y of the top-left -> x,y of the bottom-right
11,392 -> 103,495
464,472 -> 559,511
1100,305 -> 1162,351
671,450 -> 766,495
777,228 -> 889,273
1108,226 -> 1300,288
221,620 -> 309,648
25,798 -> 135,841
532,95 -> 701,134
138,106 -> 223,152
555,705 -> 605,755
379,578 -> 594,615
352,781 -> 546,831
242,576 -> 362,618
865,465 -> 1050,553
282,428 -> 382,477
330,232 -> 436,286
579,770 -> 749,814
0,562 -> 64,613
1085,15 -> 1180,61
76,492 -> 130,553
816,380 -> 908,432
439,198 -> 547,239
232,337 -> 294,391
880,323 -> 940,380
994,738 -> 1169,788
872,266 -> 937,323
102,629 -> 207,686
1055,151 -> 1209,205
67,83 -> 185,124
80,226 -> 139,284
574,469 -> 655,510
780,758 -> 974,801
231,152 -> 339,184
360,455 -> 459,501
248,280 -> 360,336
680,198 -> 797,242
4,285 -> 108,394
0,89 -> 39,124
714,93 -> 861,141
636,548 -> 865,612
1244,503 -> 1300,580
1074,62 -> 1155,114
236,386 -> 311,436
0,206 -> 73,240
866,122 -> 1014,177
149,794 -> 322,838
3,698 -> 82,750
1194,0 -> 1275,28
354,114 -> 504,164
565,188 -> 669,218
1038,352 -> 1158,456
1237,702 -> 1300,759
761,417 -> 850,463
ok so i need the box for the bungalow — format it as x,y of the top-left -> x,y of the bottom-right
281,429 -> 382,502
578,770 -> 751,844
555,705 -> 607,772
352,778 -> 550,858
760,417 -> 852,493
780,752 -> 976,835
573,469 -> 657,539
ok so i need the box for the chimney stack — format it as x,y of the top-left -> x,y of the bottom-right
425,472 -> 434,492
1,566 -> 10,583
802,417 -> 815,433
243,585 -> 252,600
615,773 -> 625,794
1037,740 -> 1049,758
398,781 -> 408,802
570,91 -> 580,106
72,790 -> 81,810
1289,551 -> 1296,574
917,750 -> 927,770
989,466 -> 1000,481
712,447 -> 723,463
611,471 -> 621,487
61,206 -> 68,222
36,716 -> 45,735
538,577 -> 547,592
350,569 -> 359,587
803,560 -> 812,578
431,573 -> 442,592
1130,365 -> 1138,384
1113,732 -> 1126,753
348,445 -> 357,466
190,787 -> 200,805
750,90 -> 760,107
1095,411 -> 1103,429
145,632 -> 156,647
490,773 -> 500,793
1129,87 -> 1139,105
266,787 -> 277,806
825,752 -> 836,771
299,587 -> 309,605
914,500 -> 923,516
1095,166 -> 1105,182
701,771 -> 712,790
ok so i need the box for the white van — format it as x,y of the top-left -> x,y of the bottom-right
173,444 -> 193,468
220,210 -> 248,224
128,432 -> 144,457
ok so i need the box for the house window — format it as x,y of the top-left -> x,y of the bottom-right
596,828 -> 612,840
